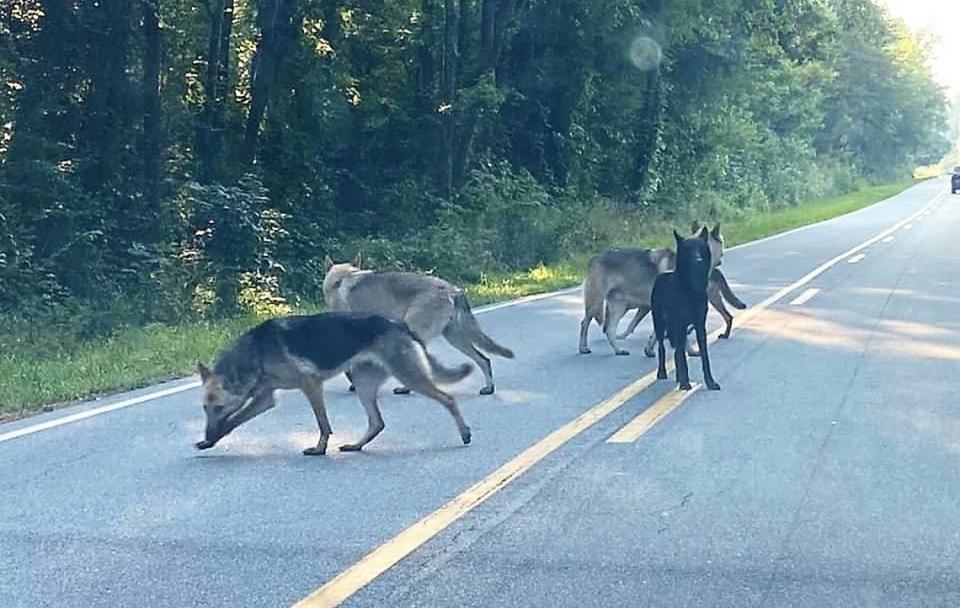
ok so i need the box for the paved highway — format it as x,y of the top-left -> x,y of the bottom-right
1,177 -> 956,607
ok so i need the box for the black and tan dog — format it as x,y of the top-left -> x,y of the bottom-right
195,312 -> 473,455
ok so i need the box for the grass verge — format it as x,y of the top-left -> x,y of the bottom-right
0,178 -> 923,419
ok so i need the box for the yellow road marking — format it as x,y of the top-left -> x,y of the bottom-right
292,189 -> 945,608
607,384 -> 701,444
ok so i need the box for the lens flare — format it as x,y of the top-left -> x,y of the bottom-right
629,36 -> 663,71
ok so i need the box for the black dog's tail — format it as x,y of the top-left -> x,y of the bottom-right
711,268 -> 747,310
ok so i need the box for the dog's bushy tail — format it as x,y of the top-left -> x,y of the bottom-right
452,292 -> 515,359
425,352 -> 473,384
711,268 -> 747,310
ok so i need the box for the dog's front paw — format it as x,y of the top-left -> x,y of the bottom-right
615,349 -> 630,356
339,443 -> 364,452
479,386 -> 495,395
393,386 -> 412,395
195,440 -> 215,450
656,369 -> 668,380
706,380 -> 721,391
302,446 -> 326,456
578,347 -> 592,355
461,427 -> 472,445
678,383 -> 693,391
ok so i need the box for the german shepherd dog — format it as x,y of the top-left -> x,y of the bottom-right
652,230 -> 721,391
579,223 -> 745,357
195,312 -> 473,455
323,256 -> 514,395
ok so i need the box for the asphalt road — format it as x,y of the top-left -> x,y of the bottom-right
2,177 -> 957,607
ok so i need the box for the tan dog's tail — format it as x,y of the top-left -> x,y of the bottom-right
712,268 -> 747,310
452,292 -> 515,358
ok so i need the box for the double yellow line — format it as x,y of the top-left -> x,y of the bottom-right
293,189 -> 944,608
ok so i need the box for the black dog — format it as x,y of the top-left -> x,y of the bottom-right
651,228 -> 721,391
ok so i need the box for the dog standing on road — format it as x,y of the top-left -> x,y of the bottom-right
195,312 -> 473,455
652,230 -> 721,391
323,257 -> 514,395
579,223 -> 741,357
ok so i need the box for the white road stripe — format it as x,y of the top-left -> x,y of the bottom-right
0,381 -> 202,444
789,288 -> 821,306
882,236 -> 895,243
847,254 -> 866,264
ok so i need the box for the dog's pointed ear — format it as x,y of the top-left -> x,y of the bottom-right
698,226 -> 709,241
690,220 -> 701,234
711,223 -> 722,239
673,229 -> 684,248
353,251 -> 363,269
197,362 -> 212,382
323,255 -> 335,272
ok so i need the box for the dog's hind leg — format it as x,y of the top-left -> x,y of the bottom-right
617,307 -> 647,340
684,324 -> 702,357
709,285 -> 735,339
578,314 -> 595,354
694,322 -> 720,390
443,327 -> 495,395
603,289 -> 631,356
339,363 -> 389,452
387,346 -> 472,445
301,378 -> 333,456
344,370 -> 356,392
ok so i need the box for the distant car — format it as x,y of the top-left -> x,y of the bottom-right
953,166 -> 960,194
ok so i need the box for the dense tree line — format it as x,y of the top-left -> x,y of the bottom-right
0,0 -> 949,331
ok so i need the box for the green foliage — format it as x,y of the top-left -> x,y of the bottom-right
0,0 -> 949,342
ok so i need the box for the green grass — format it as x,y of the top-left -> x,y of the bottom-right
0,178 -> 922,419
721,180 -> 917,247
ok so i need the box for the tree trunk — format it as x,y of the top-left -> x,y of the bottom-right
242,0 -> 298,166
453,0 -> 522,187
141,0 -> 162,216
197,0 -> 234,182
78,0 -> 132,192
631,66 -> 663,187
441,0 -> 459,199
481,0 -> 496,56
458,0 -> 471,62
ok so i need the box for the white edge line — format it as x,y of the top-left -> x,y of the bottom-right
789,288 -> 821,307
0,182 -> 944,443
0,380 -> 202,444
847,254 -> 866,264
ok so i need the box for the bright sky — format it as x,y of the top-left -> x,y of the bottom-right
877,0 -> 960,98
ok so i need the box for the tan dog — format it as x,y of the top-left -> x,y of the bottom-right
323,256 -> 514,395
